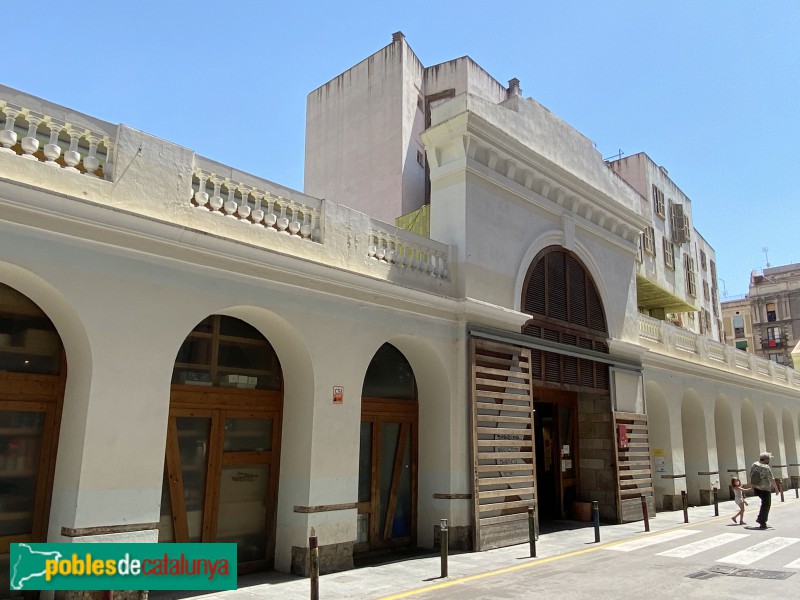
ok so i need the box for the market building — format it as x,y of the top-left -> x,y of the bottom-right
1,33 -> 799,594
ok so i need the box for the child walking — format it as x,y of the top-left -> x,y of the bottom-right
731,477 -> 750,525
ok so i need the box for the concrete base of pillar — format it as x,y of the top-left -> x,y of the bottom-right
291,541 -> 354,576
662,494 -> 683,511
434,525 -> 472,551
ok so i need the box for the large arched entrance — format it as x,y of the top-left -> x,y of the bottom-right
0,283 -> 65,590
356,343 -> 418,555
159,315 -> 283,572
520,247 -> 611,522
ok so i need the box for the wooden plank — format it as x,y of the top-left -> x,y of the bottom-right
478,475 -> 534,486
164,416 -> 189,542
477,463 -> 534,473
479,512 -> 529,526
478,499 -> 535,512
475,378 -> 530,391
478,487 -> 536,499
476,402 -> 531,413
477,415 -> 532,425
477,426 -> 531,436
474,390 -> 534,402
476,439 -> 532,448
614,411 -> 649,421
478,451 -> 533,460
475,364 -> 532,379
617,469 -> 652,477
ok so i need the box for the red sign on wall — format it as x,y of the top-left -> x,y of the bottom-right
617,424 -> 629,449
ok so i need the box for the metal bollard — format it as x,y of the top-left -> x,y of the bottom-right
778,479 -> 785,503
592,500 -> 600,543
309,528 -> 319,600
793,475 -> 799,499
681,490 -> 689,523
712,487 -> 719,516
527,506 -> 537,557
640,494 -> 650,532
440,518 -> 449,578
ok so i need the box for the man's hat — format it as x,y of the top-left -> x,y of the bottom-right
760,452 -> 773,460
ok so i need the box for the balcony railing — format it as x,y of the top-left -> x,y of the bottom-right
0,86 -> 454,297
0,89 -> 114,179
637,314 -> 799,389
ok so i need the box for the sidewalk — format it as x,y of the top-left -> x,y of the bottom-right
152,495 -> 800,600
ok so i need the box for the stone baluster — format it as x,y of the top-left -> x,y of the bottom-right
207,177 -> 223,213
312,210 -> 321,241
102,139 -> 114,181
251,190 -> 265,225
376,232 -> 387,260
43,118 -> 65,166
82,132 -> 102,176
0,103 -> 22,152
223,183 -> 238,218
63,127 -> 86,171
398,243 -> 409,267
433,252 -> 443,278
264,195 -> 277,229
367,232 -> 377,258
288,203 -> 301,235
276,200 -> 289,232
383,237 -> 394,264
300,206 -> 312,238
20,112 -> 44,159
237,185 -> 251,221
193,171 -> 210,209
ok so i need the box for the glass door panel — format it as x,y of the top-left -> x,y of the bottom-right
0,410 -> 45,536
223,418 -> 272,452
392,428 -> 412,538
216,464 -> 269,563
378,422 -> 400,537
175,416 -> 211,542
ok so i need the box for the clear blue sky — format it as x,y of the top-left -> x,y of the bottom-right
4,1 -> 798,297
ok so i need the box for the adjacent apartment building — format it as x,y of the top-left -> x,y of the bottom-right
1,32 -> 799,592
722,264 -> 800,366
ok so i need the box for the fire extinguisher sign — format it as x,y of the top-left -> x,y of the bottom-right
333,386 -> 344,404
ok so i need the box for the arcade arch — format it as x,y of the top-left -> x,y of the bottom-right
159,314 -> 285,572
681,391 -> 709,505
357,343 -> 418,554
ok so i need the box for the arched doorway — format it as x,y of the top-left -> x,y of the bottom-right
0,283 -> 65,590
356,343 -> 418,555
520,247 -> 610,521
159,315 -> 283,572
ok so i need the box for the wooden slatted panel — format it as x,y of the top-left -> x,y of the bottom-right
471,339 -> 536,551
613,411 -> 655,523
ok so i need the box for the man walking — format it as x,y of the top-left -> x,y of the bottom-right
749,452 -> 779,529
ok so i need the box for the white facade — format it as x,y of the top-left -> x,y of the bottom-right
1,35 -> 800,589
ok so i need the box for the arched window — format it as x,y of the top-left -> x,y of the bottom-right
0,283 -> 65,571
172,315 -> 281,390
362,343 -> 416,400
521,248 -> 609,390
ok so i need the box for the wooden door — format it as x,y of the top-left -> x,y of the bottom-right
356,398 -> 418,553
161,389 -> 282,572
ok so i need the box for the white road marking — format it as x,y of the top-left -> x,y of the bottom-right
784,556 -> 800,569
656,533 -> 748,558
717,537 -> 800,566
605,529 -> 702,552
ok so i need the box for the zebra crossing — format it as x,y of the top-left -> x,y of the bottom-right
606,529 -> 800,569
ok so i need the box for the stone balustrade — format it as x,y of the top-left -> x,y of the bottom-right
638,314 -> 799,388
367,223 -> 449,279
191,159 -> 321,241
0,88 -> 114,179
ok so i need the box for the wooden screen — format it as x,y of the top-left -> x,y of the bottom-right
470,339 -> 536,550
613,411 -> 655,522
